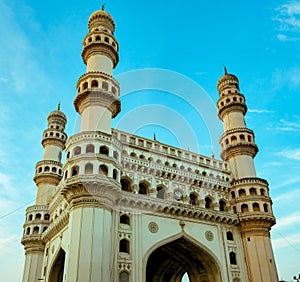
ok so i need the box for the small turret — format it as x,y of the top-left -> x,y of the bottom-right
34,104 -> 67,205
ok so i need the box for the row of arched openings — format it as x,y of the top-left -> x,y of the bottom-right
78,80 -> 117,95
231,187 -> 266,198
232,202 -> 269,213
28,213 -> 50,221
68,145 -> 110,158
25,225 -> 48,235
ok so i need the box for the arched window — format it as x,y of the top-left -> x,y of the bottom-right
249,188 -> 257,195
248,135 -> 252,142
113,151 -> 119,160
229,252 -> 237,265
44,166 -> 50,172
28,214 -> 33,221
226,231 -> 234,241
156,186 -> 165,199
33,226 -> 39,235
233,206 -> 237,213
205,197 -> 213,209
104,37 -> 109,43
38,167 -> 42,173
231,191 -> 235,199
219,200 -> 226,211
91,80 -> 98,88
64,170 -> 68,179
73,146 -> 81,156
239,134 -> 245,141
119,271 -> 129,282
113,169 -> 118,180
83,82 -> 88,90
51,167 -> 57,173
253,202 -> 260,212
95,35 -> 101,41
26,227 -> 30,235
102,81 -> 108,91
66,151 -> 70,158
119,239 -> 129,253
241,204 -> 249,213
112,86 -> 117,94
121,178 -> 132,192
231,136 -> 237,142
190,193 -> 197,206
86,144 -> 95,153
99,165 -> 108,176
263,203 -> 269,212
138,182 -> 148,195
35,213 -> 41,220
260,189 -> 266,196
88,37 -> 92,42
120,215 -> 130,225
238,189 -> 246,197
71,165 -> 79,176
44,213 -> 50,220
130,152 -> 137,158
100,146 -> 109,156
43,226 -> 48,232
85,163 -> 93,174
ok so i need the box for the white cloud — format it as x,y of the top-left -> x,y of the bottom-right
272,177 -> 300,190
248,109 -> 274,114
272,232 -> 300,250
268,118 -> 300,132
275,211 -> 300,228
277,148 -> 300,160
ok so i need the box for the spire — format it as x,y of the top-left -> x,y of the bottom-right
223,65 -> 228,75
102,3 -> 105,11
57,102 -> 61,111
154,133 -> 156,141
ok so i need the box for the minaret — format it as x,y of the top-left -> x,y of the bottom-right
34,104 -> 67,204
74,4 -> 120,134
217,68 -> 279,282
21,105 -> 67,282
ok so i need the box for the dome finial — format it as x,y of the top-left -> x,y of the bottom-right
223,65 -> 228,75
57,102 -> 61,111
102,3 -> 105,11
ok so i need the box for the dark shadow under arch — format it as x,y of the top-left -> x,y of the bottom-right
48,248 -> 65,282
146,236 -> 221,282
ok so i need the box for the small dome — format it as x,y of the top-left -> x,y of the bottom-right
88,7 -> 115,31
48,104 -> 67,124
217,67 -> 239,93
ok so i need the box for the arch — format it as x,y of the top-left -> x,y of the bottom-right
238,189 -> 246,197
112,86 -> 117,94
44,166 -> 50,172
260,188 -> 266,196
91,80 -> 98,88
99,164 -> 108,176
120,214 -> 130,225
231,135 -> 237,142
113,150 -> 119,160
33,226 -> 39,235
82,81 -> 88,90
145,234 -> 222,282
189,193 -> 198,206
156,185 -> 165,199
26,227 -> 30,235
219,199 -> 227,211
85,163 -> 93,174
113,169 -> 118,180
252,202 -> 260,212
48,248 -> 65,282
71,165 -> 79,176
102,81 -> 109,90
104,36 -> 109,43
44,213 -> 50,220
121,177 -> 133,192
205,197 -> 213,209
51,167 -> 57,173
35,213 -> 41,220
100,145 -> 109,156
130,152 -> 137,158
73,146 -> 81,156
229,252 -> 237,265
263,203 -> 269,212
119,239 -> 130,253
241,204 -> 249,213
86,144 -> 95,153
231,191 -> 236,199
28,214 -> 33,221
249,187 -> 257,195
226,231 -> 234,241
138,181 -> 149,195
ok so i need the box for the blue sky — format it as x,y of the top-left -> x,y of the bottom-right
0,0 -> 300,281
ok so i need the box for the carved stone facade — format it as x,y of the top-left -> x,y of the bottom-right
21,7 -> 279,282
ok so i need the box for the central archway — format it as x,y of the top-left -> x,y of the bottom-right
146,237 -> 221,282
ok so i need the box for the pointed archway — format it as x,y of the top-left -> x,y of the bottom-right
146,236 -> 221,282
48,248 -> 65,282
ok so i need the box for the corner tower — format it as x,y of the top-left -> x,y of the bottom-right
74,4 -> 120,134
217,68 -> 279,282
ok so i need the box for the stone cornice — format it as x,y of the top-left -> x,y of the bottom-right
231,177 -> 269,187
34,173 -> 61,186
76,72 -> 119,89
221,142 -> 258,161
74,90 -> 121,117
218,103 -> 247,120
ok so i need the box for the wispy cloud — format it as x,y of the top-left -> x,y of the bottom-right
268,118 -> 300,132
248,109 -> 274,114
277,148 -> 300,160
275,211 -> 300,228
272,232 -> 300,250
272,177 -> 300,190
275,1 -> 300,30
